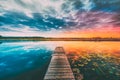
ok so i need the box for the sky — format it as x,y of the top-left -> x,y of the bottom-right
0,0 -> 120,38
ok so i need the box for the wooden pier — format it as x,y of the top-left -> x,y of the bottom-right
44,47 -> 75,80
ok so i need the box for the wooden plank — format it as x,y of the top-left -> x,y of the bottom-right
44,47 -> 75,80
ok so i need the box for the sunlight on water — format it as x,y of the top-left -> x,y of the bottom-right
0,41 -> 120,80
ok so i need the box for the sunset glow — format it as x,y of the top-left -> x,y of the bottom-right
0,0 -> 120,38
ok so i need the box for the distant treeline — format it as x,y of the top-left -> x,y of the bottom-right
0,37 -> 120,41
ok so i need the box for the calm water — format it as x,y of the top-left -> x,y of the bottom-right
0,41 -> 120,80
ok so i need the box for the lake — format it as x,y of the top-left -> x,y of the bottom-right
0,41 -> 120,80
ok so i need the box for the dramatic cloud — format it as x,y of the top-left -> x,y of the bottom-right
0,0 -> 120,37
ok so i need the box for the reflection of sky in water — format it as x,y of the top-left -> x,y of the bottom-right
65,42 -> 120,80
0,42 -> 54,79
0,41 -> 120,80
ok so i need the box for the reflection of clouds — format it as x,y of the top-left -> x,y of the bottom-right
0,42 -> 58,53
0,41 -> 119,79
0,42 -> 54,77
1,41 -> 120,54
25,60 -> 33,68
0,62 -> 6,67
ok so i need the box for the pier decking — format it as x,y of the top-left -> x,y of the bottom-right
44,47 -> 75,80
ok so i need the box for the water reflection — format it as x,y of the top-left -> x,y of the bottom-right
0,42 -> 53,80
0,42 -> 2,44
64,42 -> 120,80
0,41 -> 120,80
